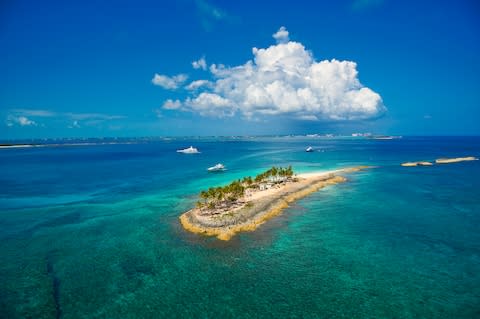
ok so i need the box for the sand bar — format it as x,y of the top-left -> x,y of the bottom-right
401,161 -> 433,167
435,157 -> 478,164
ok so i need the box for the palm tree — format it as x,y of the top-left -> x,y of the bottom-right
271,166 -> 278,182
200,190 -> 209,205
216,187 -> 224,202
234,182 -> 245,198
207,187 -> 217,206
286,165 -> 293,178
197,166 -> 296,211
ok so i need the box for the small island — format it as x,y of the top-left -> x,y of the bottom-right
401,161 -> 433,167
401,156 -> 478,167
435,157 -> 478,164
180,166 -> 366,240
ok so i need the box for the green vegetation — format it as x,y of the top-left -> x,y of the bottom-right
253,166 -> 293,183
196,166 -> 294,209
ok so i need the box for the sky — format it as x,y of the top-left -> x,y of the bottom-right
1,0 -> 479,139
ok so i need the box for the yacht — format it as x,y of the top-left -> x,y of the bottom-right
305,146 -> 314,152
207,163 -> 226,172
176,146 -> 200,154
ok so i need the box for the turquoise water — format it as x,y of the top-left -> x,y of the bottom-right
1,136 -> 479,318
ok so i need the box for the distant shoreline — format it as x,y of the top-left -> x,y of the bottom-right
180,166 -> 369,241
0,142 -> 141,149
0,144 -> 36,149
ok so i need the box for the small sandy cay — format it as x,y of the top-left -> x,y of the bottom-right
401,161 -> 433,167
401,156 -> 478,167
180,166 -> 369,241
435,156 -> 478,164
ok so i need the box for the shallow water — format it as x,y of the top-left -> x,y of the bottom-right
0,136 -> 479,318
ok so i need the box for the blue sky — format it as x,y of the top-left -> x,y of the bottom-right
1,0 -> 479,139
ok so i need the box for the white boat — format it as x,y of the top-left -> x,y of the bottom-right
207,163 -> 226,172
305,146 -> 314,152
176,146 -> 200,154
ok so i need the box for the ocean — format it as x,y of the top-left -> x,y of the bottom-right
0,136 -> 479,318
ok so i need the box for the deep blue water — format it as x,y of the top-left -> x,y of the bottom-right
0,136 -> 479,318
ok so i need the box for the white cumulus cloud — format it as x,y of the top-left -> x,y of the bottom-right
192,57 -> 207,70
6,115 -> 37,127
272,26 -> 289,44
186,79 -> 212,91
184,93 -> 234,117
5,109 -> 126,129
152,73 -> 188,89
160,27 -> 386,121
163,99 -> 182,110
18,116 -> 36,126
